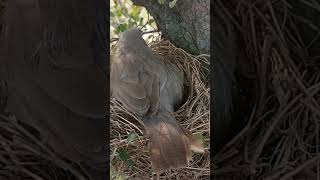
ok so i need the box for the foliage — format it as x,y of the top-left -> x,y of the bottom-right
110,0 -> 157,41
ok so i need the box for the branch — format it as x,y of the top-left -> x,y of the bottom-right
110,29 -> 160,43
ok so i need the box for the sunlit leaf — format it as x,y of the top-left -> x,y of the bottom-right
194,132 -> 205,146
115,175 -> 124,180
149,19 -> 155,25
113,0 -> 118,7
131,6 -> 140,17
169,0 -> 178,8
127,132 -> 137,143
158,0 -> 166,5
113,29 -> 119,35
116,8 -> 122,17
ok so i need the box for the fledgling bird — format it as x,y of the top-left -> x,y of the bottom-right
111,28 -> 204,174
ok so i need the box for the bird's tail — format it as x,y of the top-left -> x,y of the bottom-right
143,109 -> 204,174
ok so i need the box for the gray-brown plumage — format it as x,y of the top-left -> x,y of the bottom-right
111,28 -> 204,174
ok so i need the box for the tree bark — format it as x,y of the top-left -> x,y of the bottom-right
132,0 -> 210,55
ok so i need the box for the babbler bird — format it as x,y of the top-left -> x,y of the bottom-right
0,0 -> 107,179
111,28 -> 204,174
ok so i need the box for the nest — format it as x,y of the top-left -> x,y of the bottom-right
0,87 -> 97,179
214,0 -> 320,179
110,40 -> 210,180
0,114 -> 97,180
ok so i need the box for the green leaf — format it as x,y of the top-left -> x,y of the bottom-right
131,6 -> 140,18
194,132 -> 205,146
149,19 -> 155,25
118,149 -> 134,167
116,24 -> 127,33
115,175 -> 124,180
115,8 -> 122,17
113,0 -> 118,7
139,17 -> 144,25
169,0 -> 178,8
128,19 -> 133,26
158,0 -> 166,5
127,132 -> 137,143
113,29 -> 119,35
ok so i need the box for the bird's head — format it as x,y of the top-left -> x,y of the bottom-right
118,27 -> 145,46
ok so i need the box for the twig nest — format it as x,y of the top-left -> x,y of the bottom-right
110,40 -> 210,179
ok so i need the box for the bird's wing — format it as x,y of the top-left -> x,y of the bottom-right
111,53 -> 160,116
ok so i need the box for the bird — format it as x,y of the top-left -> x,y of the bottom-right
110,27 -> 204,174
0,0 -> 108,179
